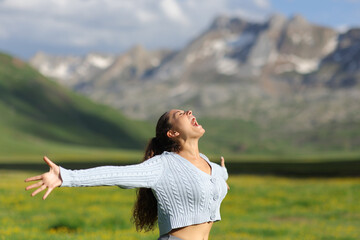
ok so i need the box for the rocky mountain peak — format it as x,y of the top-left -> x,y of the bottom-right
339,28 -> 360,48
29,14 -> 360,129
267,13 -> 287,29
126,44 -> 147,58
278,14 -> 337,60
289,14 -> 308,26
210,15 -> 232,29
312,27 -> 360,88
209,15 -> 253,34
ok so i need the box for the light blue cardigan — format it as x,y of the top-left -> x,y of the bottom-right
59,151 -> 228,236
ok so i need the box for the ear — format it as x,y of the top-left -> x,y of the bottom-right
167,129 -> 179,138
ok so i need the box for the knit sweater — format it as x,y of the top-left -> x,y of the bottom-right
59,151 -> 229,236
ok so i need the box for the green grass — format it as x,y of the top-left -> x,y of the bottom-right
1,170 -> 360,240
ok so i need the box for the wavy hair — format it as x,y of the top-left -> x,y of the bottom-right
132,111 -> 181,232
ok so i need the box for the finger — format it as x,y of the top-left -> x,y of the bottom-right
220,156 -> 225,167
226,182 -> 230,190
25,181 -> 43,191
31,185 -> 47,197
43,188 -> 53,200
25,175 -> 42,182
43,156 -> 55,168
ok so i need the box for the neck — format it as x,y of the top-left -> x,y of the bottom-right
178,138 -> 200,160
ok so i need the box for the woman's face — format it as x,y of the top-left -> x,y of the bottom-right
167,109 -> 205,140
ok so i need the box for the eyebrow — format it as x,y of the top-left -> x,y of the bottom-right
173,110 -> 181,118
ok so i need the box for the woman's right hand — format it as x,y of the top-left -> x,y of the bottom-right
25,156 -> 62,200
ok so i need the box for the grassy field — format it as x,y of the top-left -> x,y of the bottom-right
1,170 -> 359,240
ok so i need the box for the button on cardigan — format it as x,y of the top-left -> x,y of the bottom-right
59,151 -> 229,236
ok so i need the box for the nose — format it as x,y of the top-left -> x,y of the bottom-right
186,110 -> 192,115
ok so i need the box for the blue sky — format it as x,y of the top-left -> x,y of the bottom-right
271,0 -> 360,30
0,0 -> 359,60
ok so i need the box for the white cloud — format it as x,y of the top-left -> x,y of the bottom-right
254,0 -> 270,8
160,0 -> 189,25
0,0 -> 272,58
336,24 -> 350,33
135,9 -> 158,23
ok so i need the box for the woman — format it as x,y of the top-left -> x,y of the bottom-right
25,109 -> 229,240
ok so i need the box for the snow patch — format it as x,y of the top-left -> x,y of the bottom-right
201,39 -> 226,57
86,54 -> 114,69
291,56 -> 319,74
227,33 -> 255,49
216,58 -> 238,75
290,33 -> 314,45
277,55 -> 320,74
211,40 -> 226,52
322,36 -> 338,56
186,39 -> 226,64
39,63 -> 71,79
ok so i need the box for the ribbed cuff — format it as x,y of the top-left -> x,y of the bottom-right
59,166 -> 72,187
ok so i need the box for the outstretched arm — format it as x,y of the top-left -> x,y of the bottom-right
25,154 -> 164,199
25,156 -> 62,200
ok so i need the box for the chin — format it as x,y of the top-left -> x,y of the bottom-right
193,128 -> 205,139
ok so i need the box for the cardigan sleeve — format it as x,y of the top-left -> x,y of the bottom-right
59,155 -> 164,189
221,166 -> 229,181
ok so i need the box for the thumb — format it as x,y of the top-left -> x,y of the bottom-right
220,156 -> 225,167
43,156 -> 55,168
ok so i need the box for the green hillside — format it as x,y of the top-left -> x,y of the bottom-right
0,52 -> 359,164
198,117 -> 360,161
0,52 -> 153,160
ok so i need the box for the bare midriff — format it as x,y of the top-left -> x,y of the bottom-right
169,221 -> 213,240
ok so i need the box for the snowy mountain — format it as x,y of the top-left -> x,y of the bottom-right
30,52 -> 115,87
29,14 -> 360,133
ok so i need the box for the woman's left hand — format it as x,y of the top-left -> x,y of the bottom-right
221,156 -> 230,190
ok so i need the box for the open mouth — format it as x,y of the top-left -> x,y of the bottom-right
191,117 -> 200,127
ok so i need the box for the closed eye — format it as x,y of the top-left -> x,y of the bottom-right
174,110 -> 185,118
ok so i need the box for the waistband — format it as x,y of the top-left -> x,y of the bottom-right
157,234 -> 184,240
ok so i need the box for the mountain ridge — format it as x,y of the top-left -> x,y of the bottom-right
28,14 -> 360,155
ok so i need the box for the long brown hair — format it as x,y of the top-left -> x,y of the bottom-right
132,111 -> 181,232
